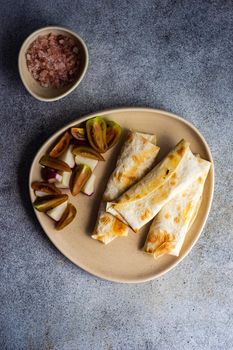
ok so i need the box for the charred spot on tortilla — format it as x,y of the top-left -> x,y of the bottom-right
112,219 -> 128,236
142,137 -> 147,144
158,231 -> 173,242
92,211 -> 129,244
177,145 -> 185,156
147,233 -> 157,243
95,235 -> 105,242
154,242 -> 176,257
145,230 -> 176,256
147,248 -> 154,254
117,170 -> 137,185
163,168 -> 171,179
132,147 -> 158,166
168,154 -> 175,160
132,155 -> 138,163
140,209 -> 151,221
167,173 -> 176,186
115,172 -> 123,181
151,189 -> 169,204
198,176 -> 203,183
100,214 -> 111,225
126,132 -> 133,143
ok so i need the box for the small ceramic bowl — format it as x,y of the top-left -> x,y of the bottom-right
18,26 -> 89,102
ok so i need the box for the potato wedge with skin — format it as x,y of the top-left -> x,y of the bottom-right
86,117 -> 108,153
33,194 -> 68,212
71,127 -> 86,141
39,155 -> 71,172
49,131 -> 71,158
55,204 -> 77,230
31,181 -> 61,195
70,164 -> 92,196
106,120 -> 122,149
72,145 -> 104,161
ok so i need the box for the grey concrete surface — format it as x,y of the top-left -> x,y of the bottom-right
0,1 -> 233,349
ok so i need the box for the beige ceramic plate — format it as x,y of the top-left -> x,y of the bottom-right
29,108 -> 214,283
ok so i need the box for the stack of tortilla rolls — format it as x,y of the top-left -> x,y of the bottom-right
92,133 -> 211,259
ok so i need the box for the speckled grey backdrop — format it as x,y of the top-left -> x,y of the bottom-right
0,0 -> 233,349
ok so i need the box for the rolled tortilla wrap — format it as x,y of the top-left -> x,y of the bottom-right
92,131 -> 159,244
103,131 -> 159,201
107,140 -> 210,232
144,157 -> 211,258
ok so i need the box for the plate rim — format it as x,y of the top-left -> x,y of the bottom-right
29,107 -> 215,283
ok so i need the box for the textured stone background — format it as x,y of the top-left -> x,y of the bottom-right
0,1 -> 233,349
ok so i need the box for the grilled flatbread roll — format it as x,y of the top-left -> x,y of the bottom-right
103,131 -> 159,201
144,156 -> 211,258
92,131 -> 159,244
107,140 -> 211,232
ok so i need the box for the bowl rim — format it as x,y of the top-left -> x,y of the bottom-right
18,26 -> 89,102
